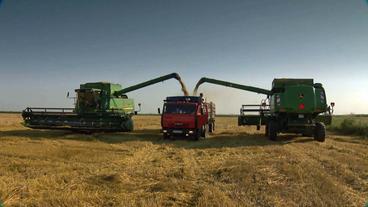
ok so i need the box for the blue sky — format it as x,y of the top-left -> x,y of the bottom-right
0,0 -> 367,114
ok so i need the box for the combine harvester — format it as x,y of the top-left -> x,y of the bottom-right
22,73 -> 188,132
194,78 -> 334,142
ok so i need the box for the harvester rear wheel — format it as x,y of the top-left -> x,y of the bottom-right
268,121 -> 278,141
302,130 -> 313,137
314,122 -> 326,142
121,119 -> 134,132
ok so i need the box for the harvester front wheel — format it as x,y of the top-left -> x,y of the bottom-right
268,121 -> 278,141
314,122 -> 326,142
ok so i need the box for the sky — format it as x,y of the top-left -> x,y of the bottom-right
0,0 -> 367,114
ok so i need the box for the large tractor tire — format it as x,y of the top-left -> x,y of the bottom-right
314,122 -> 326,142
268,121 -> 278,141
122,119 -> 134,132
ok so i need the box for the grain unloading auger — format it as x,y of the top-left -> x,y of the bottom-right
22,73 -> 188,132
194,77 -> 335,142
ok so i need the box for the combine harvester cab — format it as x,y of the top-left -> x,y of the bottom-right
22,73 -> 188,132
161,94 -> 215,140
194,77 -> 334,142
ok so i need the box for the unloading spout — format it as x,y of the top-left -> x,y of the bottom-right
114,73 -> 189,96
193,77 -> 272,96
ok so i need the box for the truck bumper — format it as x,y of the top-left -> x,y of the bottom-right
162,128 -> 196,137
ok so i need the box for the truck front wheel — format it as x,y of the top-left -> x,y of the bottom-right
163,133 -> 170,140
193,129 -> 201,141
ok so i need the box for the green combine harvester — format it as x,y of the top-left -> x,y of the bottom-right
22,73 -> 187,132
194,78 -> 334,142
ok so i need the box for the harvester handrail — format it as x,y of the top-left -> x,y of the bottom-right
24,107 -> 74,113
241,104 -> 270,107
240,104 -> 270,115
193,77 -> 272,95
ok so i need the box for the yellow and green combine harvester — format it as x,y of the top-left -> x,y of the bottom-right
22,73 -> 185,132
194,78 -> 334,142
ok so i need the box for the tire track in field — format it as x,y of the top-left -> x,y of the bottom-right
284,139 -> 367,206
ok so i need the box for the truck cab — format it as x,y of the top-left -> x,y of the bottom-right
161,95 -> 215,140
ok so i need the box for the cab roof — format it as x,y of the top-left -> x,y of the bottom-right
165,96 -> 202,103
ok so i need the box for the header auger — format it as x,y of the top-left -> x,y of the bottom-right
194,77 -> 334,142
22,73 -> 188,132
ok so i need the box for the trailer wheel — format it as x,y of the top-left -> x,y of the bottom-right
314,122 -> 326,142
209,122 -> 215,133
268,121 -> 278,141
204,125 -> 209,138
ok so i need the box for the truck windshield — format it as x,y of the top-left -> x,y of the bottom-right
164,104 -> 196,114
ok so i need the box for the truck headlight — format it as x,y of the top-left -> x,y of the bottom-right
189,130 -> 194,134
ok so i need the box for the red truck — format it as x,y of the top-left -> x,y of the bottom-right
161,95 -> 215,140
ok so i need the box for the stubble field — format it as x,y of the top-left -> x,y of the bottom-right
0,113 -> 367,207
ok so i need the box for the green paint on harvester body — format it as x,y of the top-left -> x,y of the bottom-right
22,73 -> 186,132
194,77 -> 334,141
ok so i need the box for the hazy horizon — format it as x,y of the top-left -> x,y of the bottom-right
1,0 -> 367,115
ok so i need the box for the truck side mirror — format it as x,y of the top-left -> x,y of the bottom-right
158,108 -> 161,114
